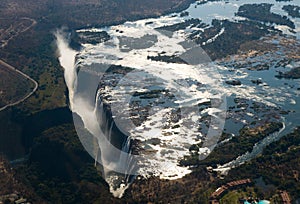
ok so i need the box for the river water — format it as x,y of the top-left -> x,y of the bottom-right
57,0 -> 300,197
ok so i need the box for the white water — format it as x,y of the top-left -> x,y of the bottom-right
55,31 -> 77,108
55,0 -> 300,198
188,0 -> 300,39
74,19 -> 227,182
55,30 -> 138,198
55,26 -> 226,197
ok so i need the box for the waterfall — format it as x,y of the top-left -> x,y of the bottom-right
55,30 -> 77,109
55,30 -> 136,198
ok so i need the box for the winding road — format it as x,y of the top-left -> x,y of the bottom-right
0,18 -> 38,111
0,18 -> 36,48
0,60 -> 38,111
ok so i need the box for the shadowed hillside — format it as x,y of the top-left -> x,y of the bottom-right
0,0 -> 194,28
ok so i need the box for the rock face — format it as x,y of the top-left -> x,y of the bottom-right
225,79 -> 242,86
251,79 -> 263,85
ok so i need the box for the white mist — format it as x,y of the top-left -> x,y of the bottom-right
55,30 -> 130,198
55,30 -> 77,109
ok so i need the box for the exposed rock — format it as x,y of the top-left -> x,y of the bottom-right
225,79 -> 242,86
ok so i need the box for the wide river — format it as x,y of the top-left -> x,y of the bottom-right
57,0 -> 300,197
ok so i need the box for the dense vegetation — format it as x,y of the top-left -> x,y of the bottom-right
226,127 -> 300,201
236,3 -> 295,29
0,0 -> 195,29
193,19 -> 274,60
180,122 -> 283,167
283,5 -> 300,18
155,17 -> 276,60
18,124 -> 124,204
156,18 -> 206,32
0,63 -> 35,108
276,67 -> 300,79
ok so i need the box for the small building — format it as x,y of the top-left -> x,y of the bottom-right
280,191 -> 291,204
